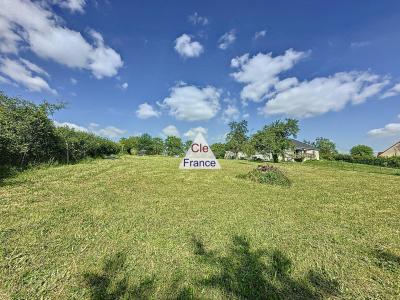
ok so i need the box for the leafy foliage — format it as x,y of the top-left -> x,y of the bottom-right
312,137 -> 337,160
251,119 -> 299,162
0,92 -> 119,169
334,154 -> 400,168
164,136 -> 184,156
350,144 -> 374,158
210,143 -> 227,159
226,120 -> 248,157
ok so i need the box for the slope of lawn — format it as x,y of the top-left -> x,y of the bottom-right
0,156 -> 399,299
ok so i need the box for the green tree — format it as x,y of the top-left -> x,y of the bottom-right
313,137 -> 337,160
152,137 -> 164,155
226,120 -> 248,158
137,134 -> 154,154
242,141 -> 256,158
0,93 -> 63,166
164,136 -> 183,156
350,144 -> 374,158
211,143 -> 227,159
252,119 -> 299,162
120,136 -> 139,154
183,140 -> 193,152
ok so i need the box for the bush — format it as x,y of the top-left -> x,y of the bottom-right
55,127 -> 119,163
239,165 -> 291,186
350,145 -> 374,158
334,154 -> 400,169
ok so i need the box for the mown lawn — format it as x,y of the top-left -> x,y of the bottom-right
0,156 -> 399,299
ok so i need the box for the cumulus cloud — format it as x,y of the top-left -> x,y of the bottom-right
368,123 -> 400,138
184,127 -> 207,140
262,72 -> 388,118
380,83 -> 400,99
218,30 -> 236,50
162,125 -> 180,137
231,49 -> 307,102
0,57 -> 56,94
118,82 -> 128,90
174,34 -> 203,58
54,120 -> 88,132
253,30 -> 266,40
54,120 -> 126,138
221,105 -> 240,123
0,0 -> 123,79
188,12 -> 208,25
161,83 -> 221,121
136,102 -> 161,119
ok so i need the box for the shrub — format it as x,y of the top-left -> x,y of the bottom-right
334,154 -> 400,169
350,145 -> 374,158
55,127 -> 119,163
239,165 -> 291,186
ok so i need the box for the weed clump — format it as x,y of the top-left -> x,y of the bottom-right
239,165 -> 291,186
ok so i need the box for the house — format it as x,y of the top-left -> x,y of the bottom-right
377,141 -> 400,157
224,139 -> 319,161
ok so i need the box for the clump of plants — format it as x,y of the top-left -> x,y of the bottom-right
239,165 -> 291,186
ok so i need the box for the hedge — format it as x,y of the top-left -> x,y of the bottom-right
334,154 -> 400,168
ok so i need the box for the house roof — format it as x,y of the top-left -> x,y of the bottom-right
377,141 -> 400,157
289,139 -> 318,150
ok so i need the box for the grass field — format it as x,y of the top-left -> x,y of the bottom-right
1,156 -> 399,299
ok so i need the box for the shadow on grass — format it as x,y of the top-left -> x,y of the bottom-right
192,235 -> 340,299
83,252 -> 194,300
373,248 -> 400,271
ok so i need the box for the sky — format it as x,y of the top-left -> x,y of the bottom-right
1,0 -> 400,153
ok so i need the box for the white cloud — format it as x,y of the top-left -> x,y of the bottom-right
0,0 -> 123,79
0,57 -> 56,94
70,77 -> 77,85
54,120 -> 126,138
231,49 -> 307,102
174,34 -> 203,58
54,121 -> 88,132
218,30 -> 236,50
253,30 -> 266,40
52,0 -> 86,13
221,105 -> 240,123
96,126 -> 126,138
188,12 -> 208,25
262,71 -> 388,118
136,102 -> 161,119
350,41 -> 371,48
119,82 -> 128,90
161,84 -> 221,121
162,125 -> 180,137
184,127 -> 207,140
0,75 -> 12,85
368,123 -> 400,138
20,58 -> 49,77
380,83 -> 400,99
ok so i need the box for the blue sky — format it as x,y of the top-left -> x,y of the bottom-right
1,0 -> 400,152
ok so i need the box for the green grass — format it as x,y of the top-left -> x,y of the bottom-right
1,156 -> 399,299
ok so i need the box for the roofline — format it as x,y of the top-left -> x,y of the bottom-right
377,141 -> 400,157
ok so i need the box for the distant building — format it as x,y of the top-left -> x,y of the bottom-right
377,141 -> 400,158
224,139 -> 319,161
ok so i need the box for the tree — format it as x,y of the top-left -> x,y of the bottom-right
211,143 -> 227,159
183,140 -> 193,152
164,136 -> 183,156
350,145 -> 373,158
226,120 -> 248,158
137,134 -> 154,154
152,137 -> 164,155
0,93 -> 63,166
251,119 -> 299,162
120,136 -> 139,154
313,137 -> 337,160
242,141 -> 256,158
